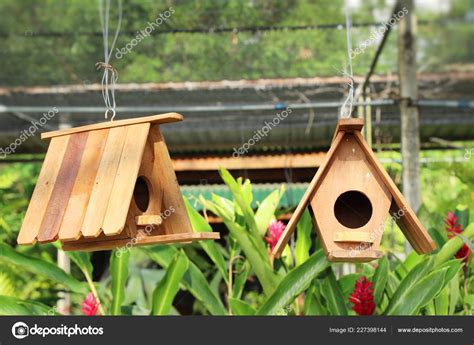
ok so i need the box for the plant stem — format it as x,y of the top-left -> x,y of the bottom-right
83,269 -> 105,316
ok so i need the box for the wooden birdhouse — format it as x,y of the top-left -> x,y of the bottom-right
17,113 -> 219,251
273,118 -> 436,262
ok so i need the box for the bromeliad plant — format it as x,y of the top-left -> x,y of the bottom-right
0,168 -> 473,315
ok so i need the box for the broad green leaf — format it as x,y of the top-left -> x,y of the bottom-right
141,246 -> 226,315
395,251 -> 421,279
449,273 -> 460,315
455,205 -> 469,229
385,267 -> 448,315
256,250 -> 329,315
66,251 -> 93,279
110,250 -> 130,315
0,295 -> 53,315
0,270 -> 15,296
435,286 -> 449,315
372,257 -> 389,305
295,209 -> 313,266
184,197 -> 228,282
338,273 -> 360,301
232,260 -> 251,299
255,185 -> 285,236
152,250 -> 189,315
384,257 -> 435,314
435,223 -> 474,266
385,273 -> 400,299
0,243 -> 86,294
304,284 -> 327,315
320,269 -> 348,315
202,197 -> 279,296
229,298 -> 256,315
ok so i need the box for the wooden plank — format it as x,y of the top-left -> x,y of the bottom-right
59,129 -> 109,241
81,126 -> 129,238
37,132 -> 89,242
332,118 -> 365,142
148,125 -> 193,235
135,215 -> 162,226
41,113 -> 182,139
333,231 -> 375,243
102,123 -> 150,236
17,136 -> 70,245
353,131 -> 436,253
272,131 -> 346,258
328,250 -> 383,263
62,232 -> 220,252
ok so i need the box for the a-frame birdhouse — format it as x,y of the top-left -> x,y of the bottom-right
17,113 -> 219,251
273,118 -> 436,262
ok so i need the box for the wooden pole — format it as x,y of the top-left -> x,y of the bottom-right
398,0 -> 421,254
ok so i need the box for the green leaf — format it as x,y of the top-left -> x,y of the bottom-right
141,246 -> 226,315
256,250 -> 329,315
385,273 -> 400,299
338,273 -> 360,301
0,295 -> 53,315
295,209 -> 313,266
184,197 -> 228,282
454,205 -> 469,229
435,223 -> 474,266
435,286 -> 449,315
110,249 -> 130,315
372,257 -> 389,305
303,285 -> 327,315
152,250 -> 189,315
232,260 -> 251,299
384,257 -> 435,314
385,267 -> 448,315
66,251 -> 93,279
449,273 -> 460,315
255,185 -> 285,236
229,298 -> 256,315
395,251 -> 422,279
0,243 -> 86,294
320,269 -> 348,315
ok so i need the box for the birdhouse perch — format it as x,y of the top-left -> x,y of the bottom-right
272,118 -> 436,262
17,113 -> 219,251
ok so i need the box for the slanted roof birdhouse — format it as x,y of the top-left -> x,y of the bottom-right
17,113 -> 219,251
273,118 -> 436,262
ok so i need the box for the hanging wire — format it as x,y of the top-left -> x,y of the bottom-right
339,1 -> 355,119
97,0 -> 122,121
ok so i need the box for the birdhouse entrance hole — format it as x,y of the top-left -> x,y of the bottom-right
334,191 -> 373,229
133,176 -> 150,212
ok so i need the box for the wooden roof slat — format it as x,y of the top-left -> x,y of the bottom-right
41,113 -> 182,139
102,123 -> 150,236
81,126 -> 129,238
37,132 -> 89,242
59,129 -> 109,241
17,135 -> 70,245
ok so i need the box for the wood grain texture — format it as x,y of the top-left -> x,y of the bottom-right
59,129 -> 109,241
147,125 -> 193,235
61,232 -> 220,252
17,136 -> 70,245
353,131 -> 436,253
102,123 -> 150,236
135,215 -> 162,226
81,126 -> 128,238
310,134 -> 392,261
37,132 -> 89,242
42,113 -> 182,139
272,131 -> 345,258
333,231 -> 375,243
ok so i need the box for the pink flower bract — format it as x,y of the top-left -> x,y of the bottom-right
445,211 -> 471,262
349,276 -> 376,316
82,292 -> 99,316
265,220 -> 286,251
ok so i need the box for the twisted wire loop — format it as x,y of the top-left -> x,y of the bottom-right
98,0 -> 122,121
339,0 -> 354,119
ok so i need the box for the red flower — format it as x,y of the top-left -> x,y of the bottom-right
82,292 -> 99,316
349,277 -> 376,315
444,211 -> 471,262
265,220 -> 286,251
